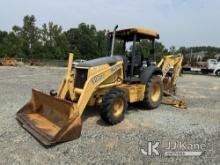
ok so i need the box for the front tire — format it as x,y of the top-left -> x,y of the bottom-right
141,75 -> 163,109
101,89 -> 127,125
215,70 -> 220,77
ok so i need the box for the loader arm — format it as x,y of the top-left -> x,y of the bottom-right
57,53 -> 75,100
56,54 -> 124,114
56,53 -> 124,117
157,54 -> 186,109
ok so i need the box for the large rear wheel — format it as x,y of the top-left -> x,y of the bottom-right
101,89 -> 127,125
141,75 -> 163,109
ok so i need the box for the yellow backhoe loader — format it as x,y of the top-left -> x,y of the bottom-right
16,26 -> 185,146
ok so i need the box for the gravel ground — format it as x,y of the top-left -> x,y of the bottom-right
0,66 -> 219,165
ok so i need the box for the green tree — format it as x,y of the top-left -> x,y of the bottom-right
96,30 -> 108,56
1,16 -> 176,61
0,30 -> 24,57
23,15 -> 40,58
12,15 -> 41,58
0,31 -> 8,57
41,22 -> 69,59
155,42 -> 166,62
113,40 -> 124,55
1,32 -> 24,57
66,23 -> 103,59
178,46 -> 187,54
130,40 -> 166,62
72,46 -> 81,57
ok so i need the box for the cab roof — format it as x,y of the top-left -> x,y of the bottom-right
109,28 -> 160,41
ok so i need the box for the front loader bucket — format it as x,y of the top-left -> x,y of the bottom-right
16,89 -> 82,146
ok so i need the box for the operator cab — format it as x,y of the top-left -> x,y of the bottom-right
108,28 -> 160,82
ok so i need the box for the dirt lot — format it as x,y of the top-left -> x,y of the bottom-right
0,66 -> 219,165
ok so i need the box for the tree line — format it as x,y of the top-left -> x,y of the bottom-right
0,15 -> 168,60
0,15 -> 220,61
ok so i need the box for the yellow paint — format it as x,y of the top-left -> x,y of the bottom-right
110,28 -> 159,38
158,54 -> 187,109
151,83 -> 161,102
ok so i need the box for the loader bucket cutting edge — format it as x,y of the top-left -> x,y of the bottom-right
16,89 -> 82,146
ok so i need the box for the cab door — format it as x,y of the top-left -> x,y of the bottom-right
208,59 -> 217,70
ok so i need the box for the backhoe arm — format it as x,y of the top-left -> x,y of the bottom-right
157,54 -> 186,109
158,54 -> 183,85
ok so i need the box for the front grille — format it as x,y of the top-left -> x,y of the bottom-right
75,68 -> 88,88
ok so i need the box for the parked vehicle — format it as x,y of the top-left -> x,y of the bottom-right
182,59 -> 220,76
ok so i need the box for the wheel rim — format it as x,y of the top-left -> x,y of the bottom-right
151,83 -> 161,102
217,71 -> 220,76
112,98 -> 124,117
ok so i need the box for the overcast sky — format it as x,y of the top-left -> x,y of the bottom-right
0,0 -> 219,48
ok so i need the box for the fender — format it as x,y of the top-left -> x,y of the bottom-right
140,65 -> 163,84
214,67 -> 220,76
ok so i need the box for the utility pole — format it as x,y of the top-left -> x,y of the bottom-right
190,48 -> 192,63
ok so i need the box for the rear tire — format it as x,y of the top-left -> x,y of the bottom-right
141,75 -> 163,109
101,89 -> 127,125
215,70 -> 220,77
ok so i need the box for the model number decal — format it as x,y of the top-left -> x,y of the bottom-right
92,74 -> 104,84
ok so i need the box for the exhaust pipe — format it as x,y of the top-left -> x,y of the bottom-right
110,25 -> 118,57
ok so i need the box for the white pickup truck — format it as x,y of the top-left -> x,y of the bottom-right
201,59 -> 220,76
183,59 -> 220,76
